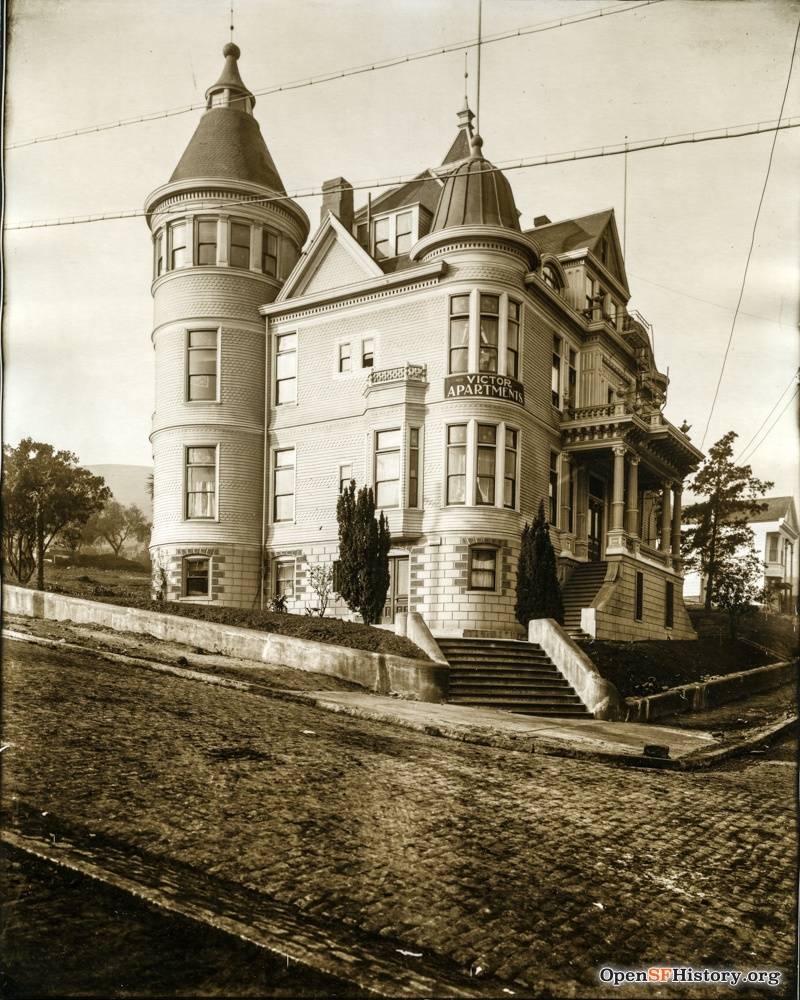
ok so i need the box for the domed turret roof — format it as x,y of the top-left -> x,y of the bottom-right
169,44 -> 286,194
431,135 -> 520,232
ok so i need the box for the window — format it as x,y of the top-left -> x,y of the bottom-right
275,333 -> 297,404
262,227 -> 278,276
469,548 -> 497,591
169,221 -> 187,269
373,217 -> 390,260
196,219 -> 217,266
229,221 -> 251,269
339,463 -> 353,494
395,211 -> 413,254
635,572 -> 644,621
551,336 -> 562,407
549,453 -> 559,525
273,449 -> 295,522
476,424 -> 497,505
374,429 -> 401,508
275,560 -> 295,599
408,428 -> 420,508
567,349 -> 577,408
504,429 -> 518,509
338,342 -> 352,373
446,424 -> 467,504
356,223 -> 368,248
186,447 -> 216,519
543,264 -> 559,290
507,300 -> 520,378
154,230 -> 164,277
362,338 -> 374,368
187,330 -> 218,401
767,533 -> 779,562
606,296 -> 618,328
479,294 -> 500,373
665,581 -> 674,629
608,387 -> 615,405
183,556 -> 210,598
449,295 -> 470,374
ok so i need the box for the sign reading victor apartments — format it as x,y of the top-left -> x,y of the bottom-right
444,373 -> 525,406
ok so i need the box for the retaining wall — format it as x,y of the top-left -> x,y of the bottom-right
3,585 -> 448,703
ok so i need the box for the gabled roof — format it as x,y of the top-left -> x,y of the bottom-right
525,208 -> 629,295
170,108 -> 287,192
749,496 -> 798,527
353,171 -> 441,222
277,212 -> 382,301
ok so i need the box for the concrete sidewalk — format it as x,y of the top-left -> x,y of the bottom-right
298,690 -> 717,761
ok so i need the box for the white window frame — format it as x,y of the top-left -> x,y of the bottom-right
274,332 -> 298,407
272,447 -> 296,523
339,463 -> 353,494
274,557 -> 296,600
373,428 -> 402,509
262,225 -> 280,277
446,289 -> 524,378
443,420 -> 520,511
186,327 -> 221,404
468,545 -> 499,593
370,206 -> 419,259
184,444 -> 219,521
228,218 -> 252,270
182,554 -> 213,601
407,426 -> 422,509
168,218 -> 188,271
153,228 -> 165,278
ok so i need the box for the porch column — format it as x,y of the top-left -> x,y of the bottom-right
626,456 -> 640,536
671,483 -> 683,562
611,445 -> 626,531
560,455 -> 572,535
660,481 -> 672,553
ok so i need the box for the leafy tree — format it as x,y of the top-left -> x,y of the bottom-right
714,545 -> 764,639
682,431 -> 772,610
2,438 -> 110,588
335,481 -> 391,625
516,499 -> 564,626
83,501 -> 151,556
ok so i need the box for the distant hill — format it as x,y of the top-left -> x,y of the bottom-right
88,465 -> 153,517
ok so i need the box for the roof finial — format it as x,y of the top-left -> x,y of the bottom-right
230,1 -> 235,43
470,133 -> 484,158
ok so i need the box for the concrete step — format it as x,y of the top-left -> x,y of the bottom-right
440,652 -> 553,665
448,692 -> 585,706
448,668 -> 566,679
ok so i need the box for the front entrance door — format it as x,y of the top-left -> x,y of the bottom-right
382,555 -> 409,624
588,476 -> 605,562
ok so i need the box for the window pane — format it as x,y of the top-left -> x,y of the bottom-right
277,333 -> 297,352
276,378 -> 296,404
274,468 -> 294,497
477,425 -> 496,445
447,447 -> 466,475
480,317 -> 498,345
479,347 -> 498,373
189,375 -> 216,400
450,348 -> 468,373
197,244 -> 216,265
231,222 -> 250,246
506,429 -> 517,448
447,476 -> 465,504
507,321 -> 519,350
470,549 -> 496,589
451,295 -> 470,315
396,212 -> 412,235
376,452 -> 400,483
188,447 -> 215,464
449,316 -> 469,346
230,245 -> 250,268
274,495 -> 294,521
277,563 -> 294,597
189,349 -> 216,375
480,294 -> 499,314
448,425 -> 467,445
275,449 -> 294,469
376,429 -> 401,449
185,558 -> 209,596
508,300 -> 520,321
276,352 -> 296,380
376,480 -> 399,507
189,330 -> 216,348
362,339 -> 374,366
409,428 -> 419,448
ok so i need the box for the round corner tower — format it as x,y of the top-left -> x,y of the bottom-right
145,43 -> 309,607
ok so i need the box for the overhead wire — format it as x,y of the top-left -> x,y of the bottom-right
736,369 -> 800,463
6,115 -> 800,231
737,385 -> 800,464
7,0 -> 664,151
698,15 -> 800,449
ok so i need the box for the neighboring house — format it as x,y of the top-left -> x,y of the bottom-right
683,496 -> 798,613
146,42 -> 703,640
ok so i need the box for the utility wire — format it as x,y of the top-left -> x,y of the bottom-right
737,385 -> 800,464
699,15 -> 800,449
7,0 -> 663,151
736,369 -> 800,463
6,116 -> 800,232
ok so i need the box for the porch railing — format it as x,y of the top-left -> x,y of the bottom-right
367,363 -> 427,387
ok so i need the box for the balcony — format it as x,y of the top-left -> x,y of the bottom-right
366,363 -> 427,387
364,363 -> 428,403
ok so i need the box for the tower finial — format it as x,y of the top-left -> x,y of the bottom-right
230,1 -> 235,43
470,133 -> 484,158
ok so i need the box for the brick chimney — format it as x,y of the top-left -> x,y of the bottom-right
321,177 -> 354,230
533,214 -> 552,227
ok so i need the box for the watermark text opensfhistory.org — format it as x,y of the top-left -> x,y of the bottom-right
598,967 -> 782,988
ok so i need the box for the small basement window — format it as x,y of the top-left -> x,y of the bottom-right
469,547 -> 497,591
183,556 -> 210,598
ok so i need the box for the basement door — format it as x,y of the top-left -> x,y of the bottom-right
382,555 -> 409,624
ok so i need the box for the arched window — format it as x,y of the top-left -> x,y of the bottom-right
542,264 -> 561,291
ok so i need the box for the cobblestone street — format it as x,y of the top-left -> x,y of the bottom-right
2,636 -> 796,997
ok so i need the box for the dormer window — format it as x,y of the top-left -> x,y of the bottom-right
543,264 -> 559,290
371,210 -> 417,260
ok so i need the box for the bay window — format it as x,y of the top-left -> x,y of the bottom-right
449,295 -> 470,374
446,421 -> 520,510
446,424 -> 467,505
476,425 -> 497,505
447,290 -> 523,377
506,300 -> 520,378
408,428 -> 420,508
229,221 -> 251,269
504,429 -> 518,509
479,294 -> 499,372
196,219 -> 217,266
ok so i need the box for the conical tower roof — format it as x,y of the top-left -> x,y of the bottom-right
169,43 -> 287,194
431,134 -> 520,232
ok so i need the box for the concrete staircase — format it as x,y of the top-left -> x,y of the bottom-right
439,637 -> 590,717
561,562 -> 607,638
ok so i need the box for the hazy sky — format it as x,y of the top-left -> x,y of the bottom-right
4,0 -> 799,501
